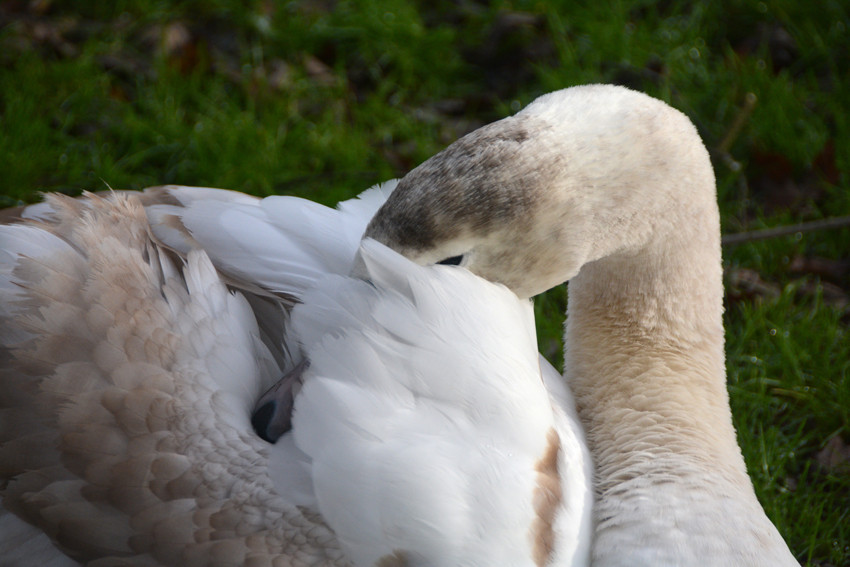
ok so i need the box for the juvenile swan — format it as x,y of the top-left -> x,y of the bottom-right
365,84 -> 798,566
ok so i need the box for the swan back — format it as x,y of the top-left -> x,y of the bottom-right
291,240 -> 592,567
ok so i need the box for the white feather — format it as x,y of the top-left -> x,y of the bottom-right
292,240 -> 592,567
145,181 -> 397,297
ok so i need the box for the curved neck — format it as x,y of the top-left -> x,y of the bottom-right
561,208 -> 787,562
565,207 -> 745,475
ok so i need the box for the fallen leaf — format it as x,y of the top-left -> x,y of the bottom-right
816,435 -> 850,472
813,139 -> 840,185
304,54 -> 337,86
794,278 -> 849,313
266,59 -> 292,90
749,148 -> 825,213
726,268 -> 781,301
789,256 -> 850,282
160,21 -> 192,56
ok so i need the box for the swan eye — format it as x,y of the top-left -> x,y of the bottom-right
437,255 -> 464,266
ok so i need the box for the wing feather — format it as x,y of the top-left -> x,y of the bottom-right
1,192 -> 347,566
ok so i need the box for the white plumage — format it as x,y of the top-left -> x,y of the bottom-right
293,239 -> 592,566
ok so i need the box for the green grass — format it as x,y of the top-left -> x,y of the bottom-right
2,1 -> 848,564
727,283 -> 850,564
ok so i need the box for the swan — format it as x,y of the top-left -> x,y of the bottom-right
1,83 -> 798,566
362,84 -> 798,566
0,185 -> 592,563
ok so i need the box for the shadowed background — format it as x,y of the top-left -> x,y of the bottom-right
1,1 -> 848,564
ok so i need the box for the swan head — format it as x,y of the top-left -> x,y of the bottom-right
364,84 -> 716,299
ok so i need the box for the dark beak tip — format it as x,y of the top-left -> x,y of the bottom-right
251,401 -> 279,443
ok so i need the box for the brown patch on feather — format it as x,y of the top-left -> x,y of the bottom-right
531,428 -> 562,566
157,212 -> 198,246
375,550 -> 410,566
137,185 -> 184,207
0,186 -> 181,226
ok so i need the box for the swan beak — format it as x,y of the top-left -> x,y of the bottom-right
251,359 -> 309,443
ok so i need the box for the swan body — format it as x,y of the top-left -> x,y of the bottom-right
0,185 -> 592,565
365,84 -> 798,566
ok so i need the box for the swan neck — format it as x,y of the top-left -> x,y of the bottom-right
565,221 -> 734,459
562,218 -> 787,562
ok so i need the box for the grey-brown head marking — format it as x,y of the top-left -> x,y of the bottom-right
365,114 -> 556,254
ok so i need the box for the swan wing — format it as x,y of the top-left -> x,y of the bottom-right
291,239 -> 593,567
9,184 -> 395,373
142,182 -> 396,298
141,183 -> 396,371
0,193 -> 347,566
